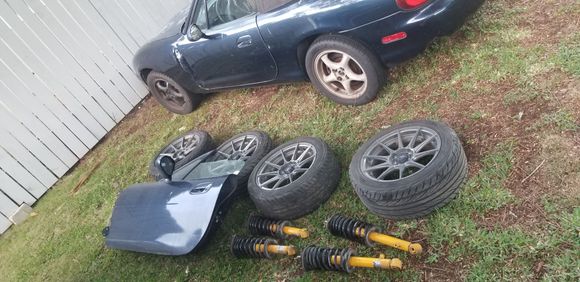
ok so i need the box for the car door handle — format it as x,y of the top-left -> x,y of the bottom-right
237,35 -> 252,48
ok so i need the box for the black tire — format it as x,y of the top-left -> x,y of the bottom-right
209,131 -> 273,194
349,120 -> 468,219
305,35 -> 386,106
248,137 -> 341,220
146,71 -> 202,115
149,130 -> 214,181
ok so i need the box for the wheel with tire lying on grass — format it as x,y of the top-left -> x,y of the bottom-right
349,120 -> 468,219
209,131 -> 273,194
248,137 -> 341,220
149,130 -> 214,181
305,35 -> 386,106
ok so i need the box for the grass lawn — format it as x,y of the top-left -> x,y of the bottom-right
0,0 -> 578,281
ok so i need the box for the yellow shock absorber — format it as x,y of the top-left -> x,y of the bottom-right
281,226 -> 309,239
268,224 -> 310,239
357,228 -> 423,255
331,255 -> 403,270
255,243 -> 297,256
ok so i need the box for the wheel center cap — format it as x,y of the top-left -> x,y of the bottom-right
280,163 -> 297,176
391,149 -> 412,165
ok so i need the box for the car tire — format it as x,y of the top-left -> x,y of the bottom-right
149,130 -> 215,181
209,131 -> 274,194
146,71 -> 202,115
305,35 -> 386,106
349,120 -> 468,219
248,137 -> 341,220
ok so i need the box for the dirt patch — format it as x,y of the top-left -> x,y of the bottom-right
240,85 -> 280,111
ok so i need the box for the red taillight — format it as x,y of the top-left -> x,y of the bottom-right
382,32 -> 407,44
396,0 -> 429,9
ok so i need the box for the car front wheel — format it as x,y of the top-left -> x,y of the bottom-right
146,71 -> 202,114
305,35 -> 386,106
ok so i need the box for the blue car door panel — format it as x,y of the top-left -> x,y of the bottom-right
178,14 -> 277,90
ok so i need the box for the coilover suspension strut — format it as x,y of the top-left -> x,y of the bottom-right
248,214 -> 309,239
230,236 -> 297,259
301,246 -> 402,273
327,214 -> 423,255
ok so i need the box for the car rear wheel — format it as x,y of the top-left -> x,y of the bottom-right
305,35 -> 386,106
146,71 -> 202,115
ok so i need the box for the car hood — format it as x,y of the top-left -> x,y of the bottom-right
153,7 -> 190,40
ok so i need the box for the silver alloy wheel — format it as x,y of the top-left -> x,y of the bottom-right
361,127 -> 441,182
314,50 -> 368,99
214,135 -> 259,161
256,143 -> 317,190
159,133 -> 199,162
154,79 -> 186,108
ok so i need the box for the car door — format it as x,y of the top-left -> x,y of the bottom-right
178,0 -> 277,90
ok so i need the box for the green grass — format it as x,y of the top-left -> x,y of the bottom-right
0,0 -> 579,281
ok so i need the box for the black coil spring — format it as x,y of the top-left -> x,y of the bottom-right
327,214 -> 379,247
301,246 -> 355,273
247,214 -> 290,239
230,236 -> 278,259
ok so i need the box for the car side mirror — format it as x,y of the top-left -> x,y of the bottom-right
188,24 -> 206,41
155,156 -> 176,181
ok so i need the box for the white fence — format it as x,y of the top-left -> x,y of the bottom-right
0,0 -> 190,234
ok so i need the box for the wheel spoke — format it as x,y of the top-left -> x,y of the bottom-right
338,54 -> 350,69
364,155 -> 390,162
378,142 -> 395,154
294,168 -> 308,174
377,167 -> 396,180
414,135 -> 436,152
345,67 -> 365,82
323,72 -> 336,83
272,179 -> 285,189
265,161 -> 281,170
321,54 -> 340,69
398,167 -> 405,179
217,151 -> 231,158
243,138 -> 256,151
291,144 -> 299,161
397,131 -> 404,149
364,163 -> 391,172
242,146 -> 257,157
408,128 -> 421,148
407,161 -> 425,169
280,150 -> 289,163
298,155 -> 315,168
258,171 -> 278,178
261,176 -> 281,186
340,80 -> 353,94
413,149 -> 438,160
296,146 -> 312,162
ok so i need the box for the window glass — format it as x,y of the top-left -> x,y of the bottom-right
194,0 -> 209,30
195,0 -> 257,29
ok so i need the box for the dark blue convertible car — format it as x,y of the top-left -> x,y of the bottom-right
135,0 -> 483,114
